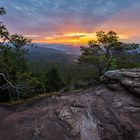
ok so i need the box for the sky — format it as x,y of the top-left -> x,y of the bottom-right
1,0 -> 140,44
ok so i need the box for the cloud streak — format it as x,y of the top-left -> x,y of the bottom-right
1,0 -> 140,44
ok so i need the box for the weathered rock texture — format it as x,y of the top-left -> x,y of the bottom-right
0,69 -> 140,140
104,68 -> 140,96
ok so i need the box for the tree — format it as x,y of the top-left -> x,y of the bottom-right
44,67 -> 63,92
0,7 -> 6,15
0,8 -> 31,81
79,31 -> 139,77
0,7 -> 36,101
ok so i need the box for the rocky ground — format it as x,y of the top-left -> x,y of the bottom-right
0,68 -> 140,140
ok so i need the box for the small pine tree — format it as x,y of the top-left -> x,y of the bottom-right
44,67 -> 63,92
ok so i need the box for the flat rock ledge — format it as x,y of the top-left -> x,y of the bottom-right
104,68 -> 140,96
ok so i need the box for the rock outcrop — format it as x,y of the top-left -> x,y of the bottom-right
0,69 -> 140,140
104,68 -> 140,96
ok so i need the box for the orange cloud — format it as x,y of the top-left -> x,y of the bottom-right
32,32 -> 128,45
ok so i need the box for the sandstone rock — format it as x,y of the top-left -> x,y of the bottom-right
104,68 -> 140,96
0,69 -> 140,140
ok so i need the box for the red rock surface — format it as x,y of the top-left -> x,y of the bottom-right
0,69 -> 140,140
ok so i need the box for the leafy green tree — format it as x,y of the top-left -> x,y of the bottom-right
79,31 -> 139,77
0,7 -> 38,100
16,72 -> 40,96
44,67 -> 63,92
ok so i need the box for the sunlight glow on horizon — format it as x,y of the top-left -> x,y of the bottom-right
1,0 -> 140,44
31,32 -> 129,45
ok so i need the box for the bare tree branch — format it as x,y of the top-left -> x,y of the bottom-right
0,73 -> 15,88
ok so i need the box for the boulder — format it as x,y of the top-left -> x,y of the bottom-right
104,68 -> 140,96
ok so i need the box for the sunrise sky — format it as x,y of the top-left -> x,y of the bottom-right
1,0 -> 140,44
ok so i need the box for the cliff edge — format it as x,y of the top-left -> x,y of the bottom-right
0,68 -> 140,140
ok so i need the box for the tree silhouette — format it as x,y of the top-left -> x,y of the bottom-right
0,7 -> 35,101
79,31 -> 139,77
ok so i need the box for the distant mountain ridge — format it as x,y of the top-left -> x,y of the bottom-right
33,43 -> 81,55
27,45 -> 79,63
